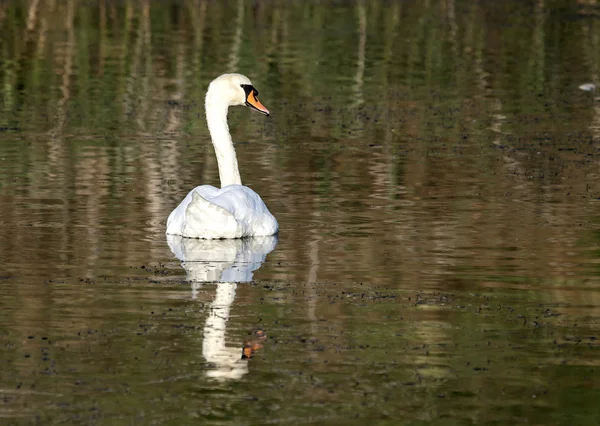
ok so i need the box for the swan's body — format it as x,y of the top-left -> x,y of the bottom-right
167,184 -> 277,239
166,73 -> 278,239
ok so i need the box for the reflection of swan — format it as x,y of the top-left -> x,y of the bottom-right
167,235 -> 277,380
166,73 -> 278,239
167,235 -> 278,284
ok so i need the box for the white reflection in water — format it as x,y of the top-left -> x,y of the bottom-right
167,235 -> 277,380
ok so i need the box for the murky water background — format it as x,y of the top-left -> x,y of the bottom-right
1,0 -> 600,424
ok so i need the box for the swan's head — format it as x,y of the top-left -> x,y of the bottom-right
206,73 -> 270,116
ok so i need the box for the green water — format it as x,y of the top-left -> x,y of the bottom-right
1,0 -> 600,424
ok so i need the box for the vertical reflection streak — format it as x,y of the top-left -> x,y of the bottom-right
227,0 -> 244,73
352,0 -> 366,107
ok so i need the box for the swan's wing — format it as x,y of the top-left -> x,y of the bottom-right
182,191 -> 241,239
166,185 -> 276,238
209,185 -> 279,237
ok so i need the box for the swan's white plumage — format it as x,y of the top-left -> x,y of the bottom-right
166,184 -> 278,239
166,73 -> 278,239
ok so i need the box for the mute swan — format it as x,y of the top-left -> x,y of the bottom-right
166,73 -> 278,239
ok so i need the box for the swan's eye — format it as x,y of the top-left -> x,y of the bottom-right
241,84 -> 260,100
241,84 -> 253,98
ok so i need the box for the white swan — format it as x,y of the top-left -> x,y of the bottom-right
166,73 -> 278,239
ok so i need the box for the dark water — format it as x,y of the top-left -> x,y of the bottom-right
1,0 -> 600,424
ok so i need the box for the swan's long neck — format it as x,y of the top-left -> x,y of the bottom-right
205,93 -> 242,187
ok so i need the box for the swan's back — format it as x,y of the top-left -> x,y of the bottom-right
166,185 -> 278,239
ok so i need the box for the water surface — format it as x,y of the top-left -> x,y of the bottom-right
1,0 -> 600,424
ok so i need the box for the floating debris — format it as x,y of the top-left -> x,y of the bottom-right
579,83 -> 596,92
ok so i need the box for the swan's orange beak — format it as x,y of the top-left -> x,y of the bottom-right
246,91 -> 270,116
